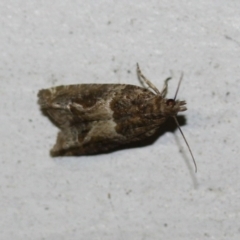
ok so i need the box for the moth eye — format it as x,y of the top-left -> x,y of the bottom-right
166,99 -> 175,107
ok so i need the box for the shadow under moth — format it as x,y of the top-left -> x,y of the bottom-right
38,64 -> 197,172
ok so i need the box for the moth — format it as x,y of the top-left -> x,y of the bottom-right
38,64 -> 197,172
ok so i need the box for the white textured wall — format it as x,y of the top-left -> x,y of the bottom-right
1,1 -> 240,239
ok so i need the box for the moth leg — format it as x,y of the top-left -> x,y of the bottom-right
136,63 -> 160,94
160,77 -> 172,98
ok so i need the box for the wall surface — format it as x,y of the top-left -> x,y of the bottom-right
0,1 -> 240,239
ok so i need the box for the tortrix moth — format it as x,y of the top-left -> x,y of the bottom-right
38,64 -> 197,172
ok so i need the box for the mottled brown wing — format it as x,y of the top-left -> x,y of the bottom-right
39,84 -> 120,127
38,84 -> 155,128
38,83 -> 164,156
50,119 -> 161,156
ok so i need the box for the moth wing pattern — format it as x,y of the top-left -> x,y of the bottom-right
38,84 -> 165,156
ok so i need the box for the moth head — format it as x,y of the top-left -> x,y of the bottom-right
162,98 -> 187,117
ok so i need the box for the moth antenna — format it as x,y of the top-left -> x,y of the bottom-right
160,77 -> 172,98
173,116 -> 197,173
174,72 -> 184,101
